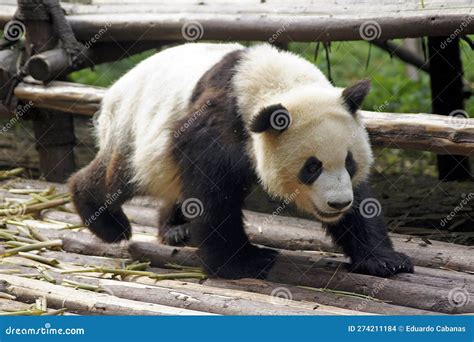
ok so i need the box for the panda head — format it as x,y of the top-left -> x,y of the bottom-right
248,80 -> 373,223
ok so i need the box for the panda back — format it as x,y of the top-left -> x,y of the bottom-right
96,43 -> 245,153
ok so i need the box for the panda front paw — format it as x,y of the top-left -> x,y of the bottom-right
350,250 -> 414,277
202,245 -> 279,280
161,225 -> 193,247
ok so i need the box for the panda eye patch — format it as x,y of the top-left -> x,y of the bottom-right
345,151 -> 357,178
299,156 -> 323,185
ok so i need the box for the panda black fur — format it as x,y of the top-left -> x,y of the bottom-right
69,43 -> 414,279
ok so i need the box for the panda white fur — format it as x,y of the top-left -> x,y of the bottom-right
70,43 -> 413,278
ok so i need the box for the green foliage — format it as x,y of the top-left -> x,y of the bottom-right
69,50 -> 156,87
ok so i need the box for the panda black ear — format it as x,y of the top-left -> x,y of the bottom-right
342,79 -> 371,115
249,104 -> 292,133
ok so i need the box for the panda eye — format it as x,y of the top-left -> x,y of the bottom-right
307,163 -> 321,174
299,157 -> 323,185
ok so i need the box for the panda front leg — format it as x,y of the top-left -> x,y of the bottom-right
179,173 -> 279,279
326,181 -> 414,277
174,143 -> 279,279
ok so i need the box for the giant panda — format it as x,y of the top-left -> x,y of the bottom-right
69,43 -> 414,279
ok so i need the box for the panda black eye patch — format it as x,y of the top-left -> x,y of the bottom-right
298,156 -> 323,185
345,151 -> 357,178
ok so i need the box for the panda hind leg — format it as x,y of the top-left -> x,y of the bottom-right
158,203 -> 193,246
69,152 -> 135,243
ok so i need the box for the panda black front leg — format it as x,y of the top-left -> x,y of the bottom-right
326,181 -> 414,277
172,105 -> 279,279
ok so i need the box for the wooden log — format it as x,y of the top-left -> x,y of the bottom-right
65,275 -> 352,316
12,80 -> 474,155
26,42 -> 165,82
15,250 -> 438,315
9,212 -> 474,297
3,220 -> 466,314
1,2 -> 473,43
128,241 -> 474,314
35,204 -> 474,273
0,274 -> 213,315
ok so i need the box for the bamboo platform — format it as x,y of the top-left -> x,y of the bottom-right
0,175 -> 473,316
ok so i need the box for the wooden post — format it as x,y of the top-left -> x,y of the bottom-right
20,4 -> 76,182
428,36 -> 471,181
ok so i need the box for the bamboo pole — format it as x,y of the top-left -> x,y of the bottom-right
0,274 -> 215,316
13,80 -> 474,155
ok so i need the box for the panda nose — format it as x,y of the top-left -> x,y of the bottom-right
327,200 -> 352,210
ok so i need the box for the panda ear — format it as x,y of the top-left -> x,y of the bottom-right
249,104 -> 292,133
342,79 -> 371,115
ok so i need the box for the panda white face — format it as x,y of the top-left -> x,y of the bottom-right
249,81 -> 373,223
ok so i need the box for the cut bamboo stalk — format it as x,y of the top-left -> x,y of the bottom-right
0,274 -> 215,316
1,240 -> 63,257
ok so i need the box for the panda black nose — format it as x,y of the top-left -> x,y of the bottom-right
327,200 -> 352,210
